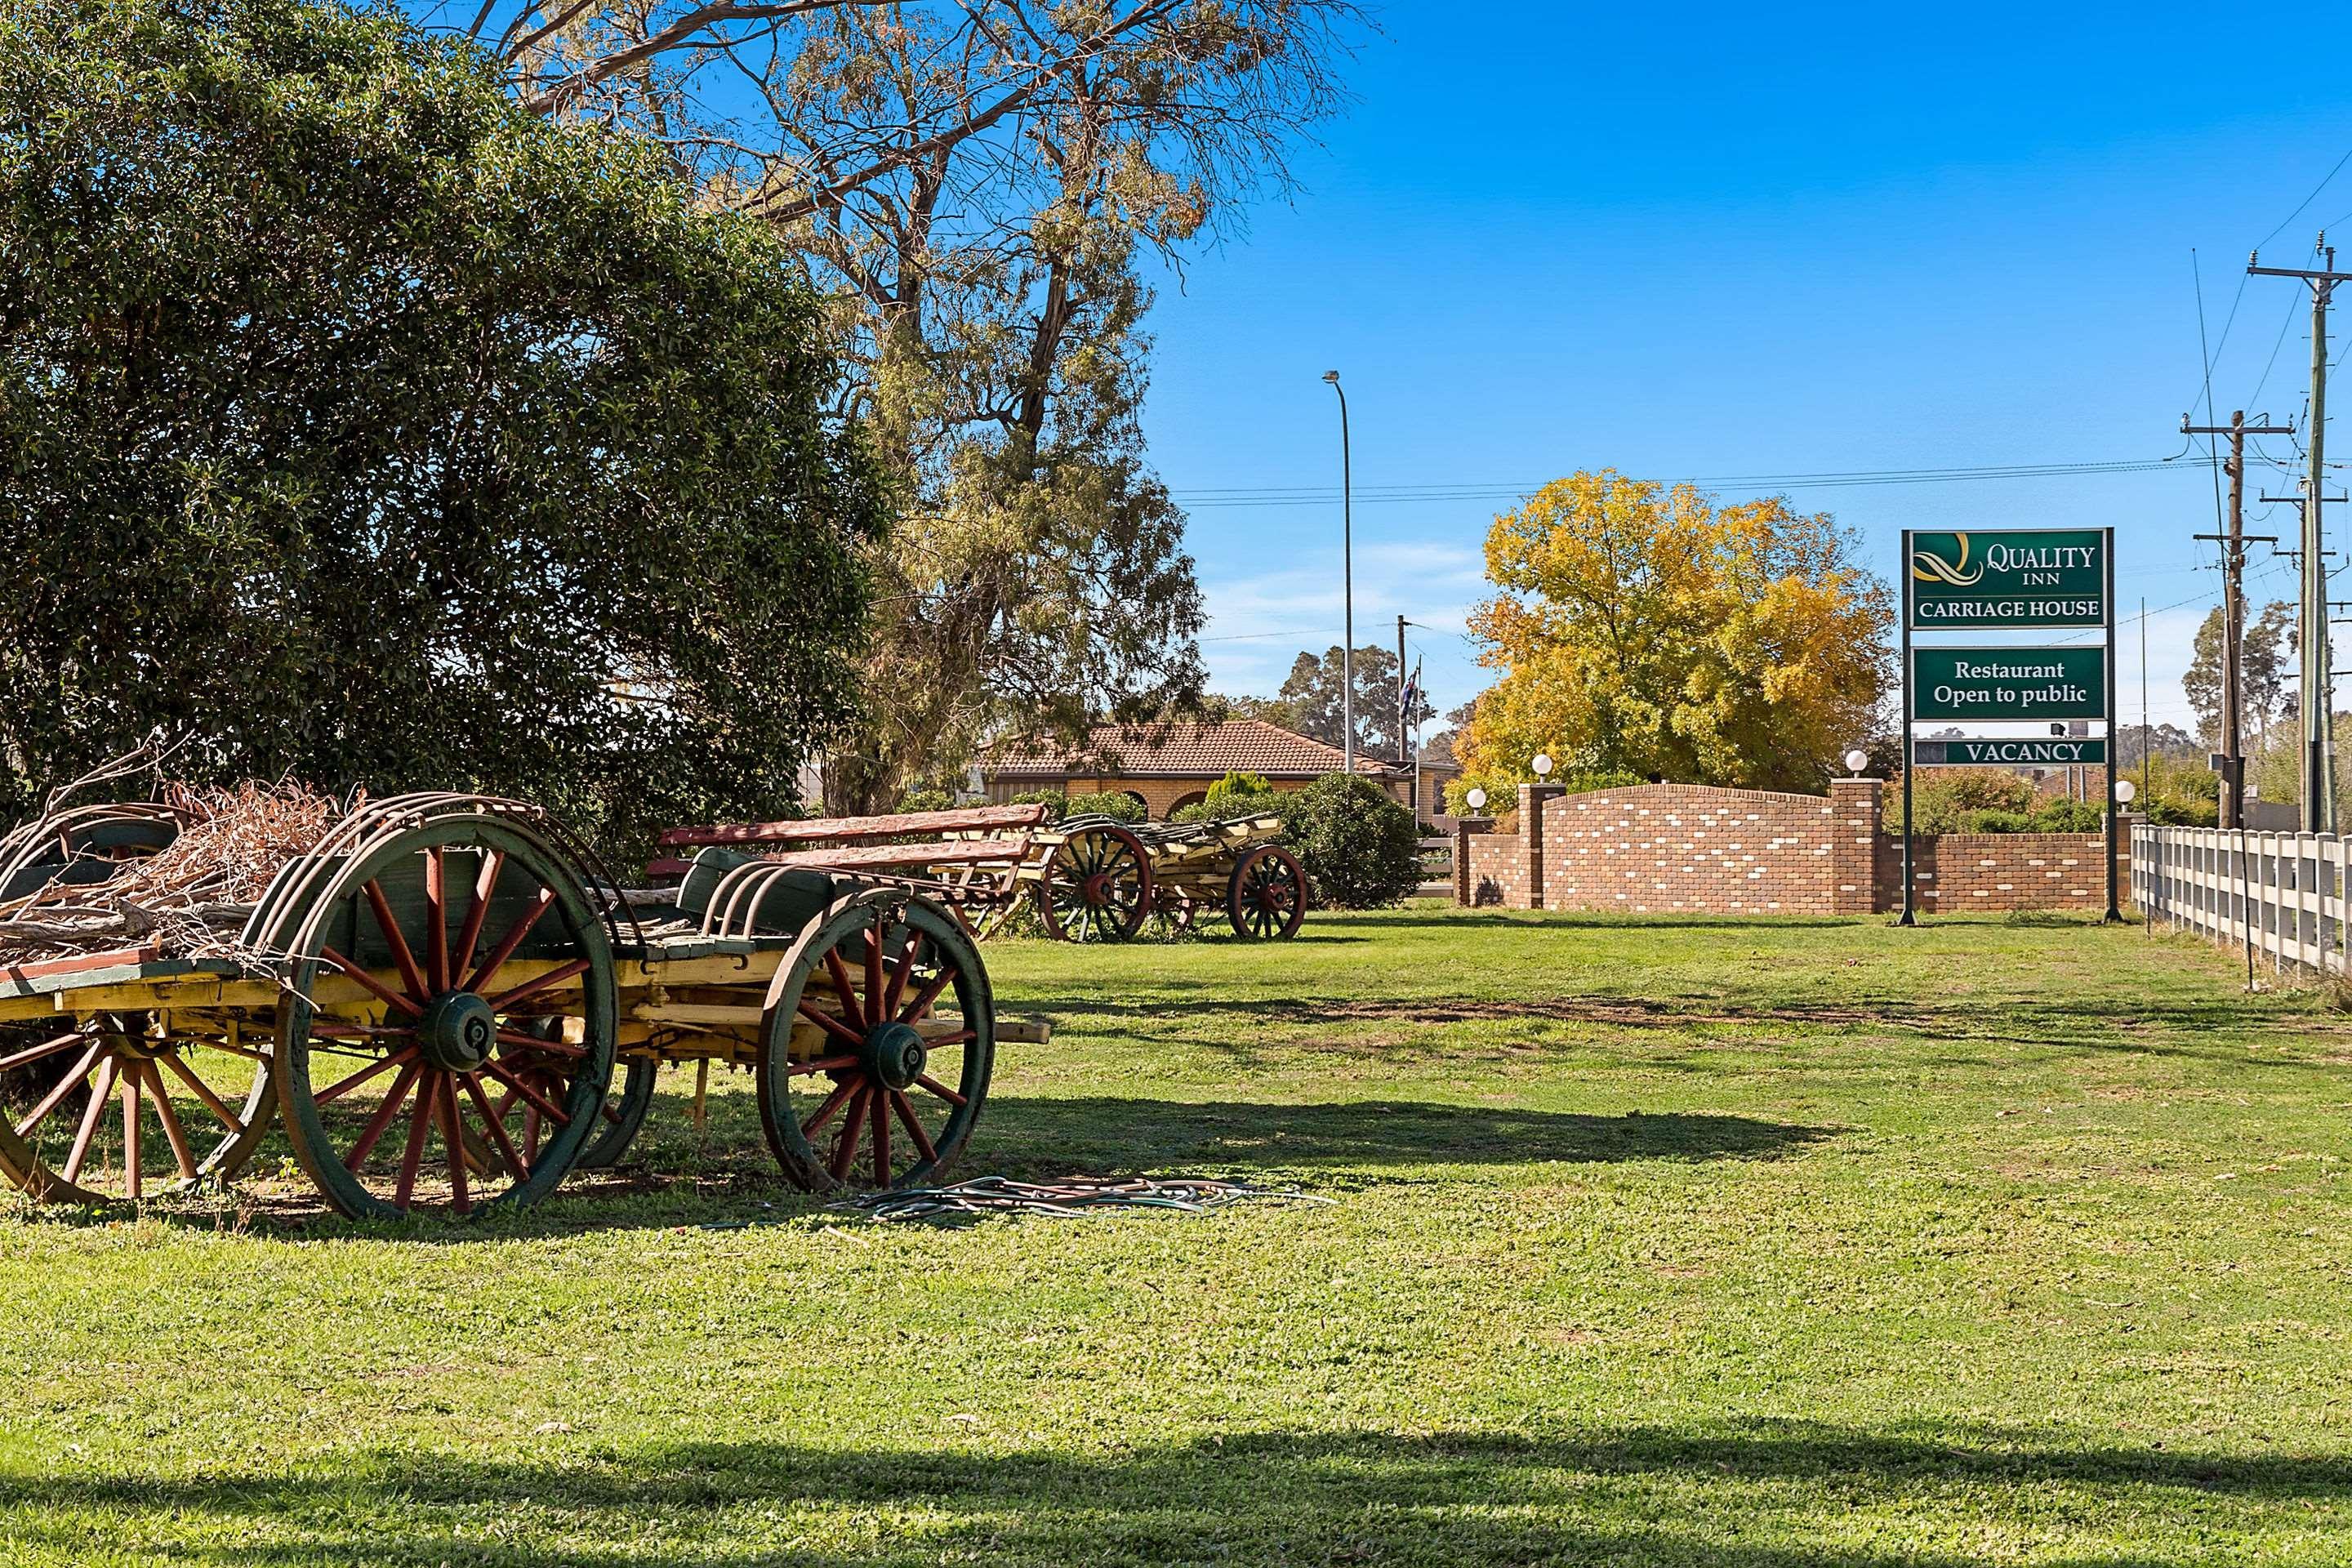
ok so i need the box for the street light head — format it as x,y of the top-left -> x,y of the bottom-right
1844,749 -> 1870,775
1321,370 -> 1340,384
1530,753 -> 1554,777
2115,779 -> 2137,805
1464,786 -> 1487,812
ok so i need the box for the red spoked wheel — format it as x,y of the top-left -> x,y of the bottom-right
1035,823 -> 1152,942
265,814 -> 617,1219
0,1011 -> 272,1205
1227,844 -> 1307,940
757,891 -> 993,1192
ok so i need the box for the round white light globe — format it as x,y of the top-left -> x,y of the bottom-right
1530,753 -> 1554,777
1465,786 -> 1488,812
1844,749 -> 1869,774
2114,779 -> 2136,805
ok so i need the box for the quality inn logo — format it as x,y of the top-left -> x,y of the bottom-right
1912,533 -> 1983,587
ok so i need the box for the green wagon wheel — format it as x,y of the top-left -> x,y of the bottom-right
756,892 -> 993,1192
1227,844 -> 1307,940
274,819 -> 617,1220
1034,824 -> 1152,942
0,1012 -> 273,1205
576,1053 -> 658,1168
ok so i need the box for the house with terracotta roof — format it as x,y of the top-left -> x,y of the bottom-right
981,719 -> 1419,821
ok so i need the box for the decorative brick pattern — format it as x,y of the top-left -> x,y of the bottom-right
1895,831 -> 2116,911
1453,780 -> 2123,915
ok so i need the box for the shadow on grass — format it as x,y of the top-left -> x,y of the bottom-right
0,1422 -> 2336,1566
978,1095 -> 1836,1174
3,1093 -> 1829,1240
1334,907 -> 1886,932
1008,987 -> 2332,1055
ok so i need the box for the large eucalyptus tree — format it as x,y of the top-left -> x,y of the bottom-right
445,0 -> 1366,809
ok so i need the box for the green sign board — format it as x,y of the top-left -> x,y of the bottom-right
1909,646 -> 2107,722
1906,528 -> 2106,629
1912,737 -> 2108,767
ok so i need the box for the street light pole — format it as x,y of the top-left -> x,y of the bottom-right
1323,370 -> 1354,778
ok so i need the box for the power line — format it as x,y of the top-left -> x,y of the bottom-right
2255,147 -> 2352,252
1170,457 -> 2196,508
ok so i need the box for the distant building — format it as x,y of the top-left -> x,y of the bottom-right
981,719 -> 1419,821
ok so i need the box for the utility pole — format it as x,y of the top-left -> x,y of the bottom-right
2259,488 -> 2339,826
1321,371 -> 1354,777
2250,242 -> 2352,831
2141,596 -> 2150,804
2186,410 -> 2290,828
1396,614 -> 1409,769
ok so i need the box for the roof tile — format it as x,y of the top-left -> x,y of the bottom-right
988,719 -> 1402,779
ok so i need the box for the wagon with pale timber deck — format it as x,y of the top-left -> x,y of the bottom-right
653,803 -> 1308,943
0,792 -> 1031,1218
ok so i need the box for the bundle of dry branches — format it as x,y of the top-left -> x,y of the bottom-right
0,777 -> 342,966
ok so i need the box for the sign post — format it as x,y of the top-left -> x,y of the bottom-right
1900,528 -> 2118,924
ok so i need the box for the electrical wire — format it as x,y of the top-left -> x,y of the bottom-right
1170,458 -> 2193,509
2254,148 -> 2352,254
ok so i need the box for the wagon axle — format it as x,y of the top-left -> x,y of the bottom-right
417,991 -> 499,1073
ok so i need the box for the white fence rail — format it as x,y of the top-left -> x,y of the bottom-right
2132,824 -> 2349,976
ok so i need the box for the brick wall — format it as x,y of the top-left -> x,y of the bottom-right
1454,779 -> 2127,915
1463,824 -> 1527,906
1885,831 -> 2117,912
1531,780 -> 1878,915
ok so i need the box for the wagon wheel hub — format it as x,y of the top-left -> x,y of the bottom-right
860,1018 -> 928,1091
1080,871 -> 1114,905
418,990 -> 497,1072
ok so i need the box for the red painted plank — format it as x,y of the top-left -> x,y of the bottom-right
0,943 -> 161,983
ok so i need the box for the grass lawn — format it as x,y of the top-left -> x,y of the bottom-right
3,904 -> 2349,1566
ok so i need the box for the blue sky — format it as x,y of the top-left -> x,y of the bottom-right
1139,2 -> 2352,735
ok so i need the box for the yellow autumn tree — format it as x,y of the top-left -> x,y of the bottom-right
1452,471 -> 1891,804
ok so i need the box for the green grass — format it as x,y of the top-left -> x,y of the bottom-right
4,905 -> 2350,1566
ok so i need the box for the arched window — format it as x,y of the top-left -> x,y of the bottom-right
1165,790 -> 1207,819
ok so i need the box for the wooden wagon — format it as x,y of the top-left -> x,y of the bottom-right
653,804 -> 1308,943
0,792 -> 1025,1218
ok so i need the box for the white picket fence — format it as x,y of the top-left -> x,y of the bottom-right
2132,824 -> 2351,976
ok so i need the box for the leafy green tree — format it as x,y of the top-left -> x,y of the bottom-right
454,2 -> 1365,817
2184,600 -> 2291,748
1276,645 -> 1437,760
0,0 -> 880,853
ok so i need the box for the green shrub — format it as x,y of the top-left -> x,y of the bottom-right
1910,769 -> 2036,833
1205,771 -> 1280,815
2145,798 -> 2218,826
1955,809 -> 2033,834
1174,771 -> 1282,824
2028,799 -> 2105,833
1008,789 -> 1068,822
896,788 -> 953,814
1276,773 -> 1419,910
1064,790 -> 1146,824
1939,797 -> 2109,835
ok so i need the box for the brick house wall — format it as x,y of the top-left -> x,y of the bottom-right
1454,779 -> 2127,915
